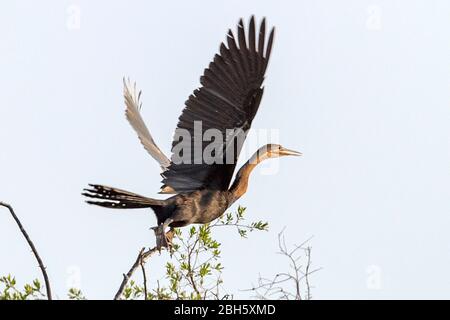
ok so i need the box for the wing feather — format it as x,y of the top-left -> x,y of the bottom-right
123,78 -> 170,169
161,17 -> 275,193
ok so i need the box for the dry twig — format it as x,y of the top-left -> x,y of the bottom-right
244,230 -> 321,300
114,246 -> 159,300
0,202 -> 52,300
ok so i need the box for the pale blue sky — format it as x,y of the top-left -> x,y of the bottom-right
1,0 -> 449,299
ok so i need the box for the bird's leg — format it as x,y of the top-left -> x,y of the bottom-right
166,227 -> 176,255
151,218 -> 174,251
166,227 -> 175,244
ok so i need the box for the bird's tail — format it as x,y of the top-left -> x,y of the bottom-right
82,184 -> 164,209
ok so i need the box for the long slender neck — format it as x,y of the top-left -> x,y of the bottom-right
228,151 -> 265,204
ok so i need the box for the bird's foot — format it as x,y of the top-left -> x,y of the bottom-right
151,224 -> 169,250
151,219 -> 174,251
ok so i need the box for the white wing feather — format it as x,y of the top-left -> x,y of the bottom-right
123,78 -> 171,169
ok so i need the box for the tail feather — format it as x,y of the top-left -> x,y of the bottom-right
82,184 -> 163,209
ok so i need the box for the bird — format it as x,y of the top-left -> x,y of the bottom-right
82,16 -> 302,249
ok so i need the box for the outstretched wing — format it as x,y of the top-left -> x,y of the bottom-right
161,17 -> 274,194
123,78 -> 171,169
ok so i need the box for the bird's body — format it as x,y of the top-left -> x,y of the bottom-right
83,17 -> 301,248
160,190 -> 231,226
84,147 -> 258,226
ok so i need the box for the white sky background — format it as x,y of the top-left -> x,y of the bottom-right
0,0 -> 449,299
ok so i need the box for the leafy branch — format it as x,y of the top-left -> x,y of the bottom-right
67,288 -> 86,300
0,275 -> 45,300
119,206 -> 268,300
1,203 -> 318,300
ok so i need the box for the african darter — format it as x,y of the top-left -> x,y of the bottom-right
82,17 -> 301,249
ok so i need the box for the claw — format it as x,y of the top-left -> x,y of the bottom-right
152,218 -> 174,251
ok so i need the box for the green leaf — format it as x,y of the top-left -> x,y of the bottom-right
238,228 -> 248,238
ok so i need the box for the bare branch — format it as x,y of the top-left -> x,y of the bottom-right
244,230 -> 319,300
0,202 -> 52,300
140,255 -> 148,300
304,246 -> 312,300
114,246 -> 159,300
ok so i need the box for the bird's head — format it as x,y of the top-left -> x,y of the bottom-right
253,143 -> 302,163
230,143 -> 302,200
265,143 -> 302,158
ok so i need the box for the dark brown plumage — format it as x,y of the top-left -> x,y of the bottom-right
82,17 -> 301,249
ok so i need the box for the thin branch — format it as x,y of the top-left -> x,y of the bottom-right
304,247 -> 312,300
210,223 -> 258,230
244,230 -> 319,300
0,202 -> 52,300
185,235 -> 201,297
114,246 -> 159,300
140,256 -> 148,300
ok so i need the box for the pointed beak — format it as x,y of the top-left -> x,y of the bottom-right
279,147 -> 302,157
